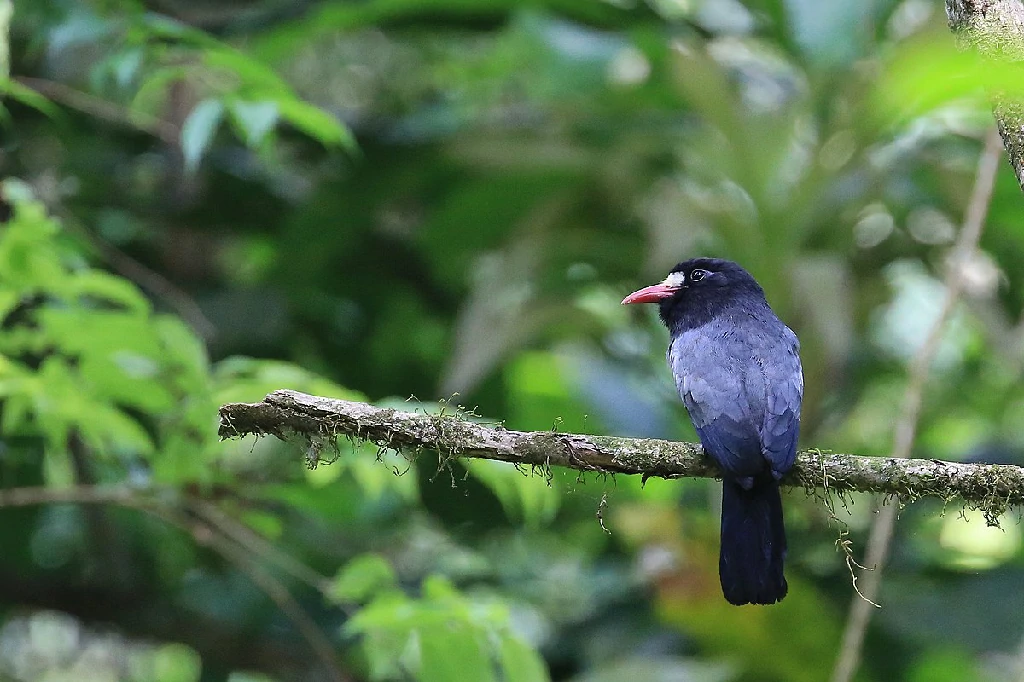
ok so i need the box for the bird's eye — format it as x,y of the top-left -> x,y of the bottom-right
690,269 -> 709,282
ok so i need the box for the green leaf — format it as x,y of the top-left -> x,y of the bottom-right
212,357 -> 364,405
346,592 -> 417,633
344,574 -> 545,682
0,177 -> 36,204
240,510 -> 284,540
499,636 -> 550,682
76,401 -> 156,455
0,290 -> 19,325
34,309 -> 177,415
68,270 -> 151,314
154,431 -> 214,484
0,394 -> 32,435
349,446 -> 419,502
180,98 -> 224,171
0,192 -> 65,289
140,14 -> 224,49
275,99 -> 356,151
229,100 -> 279,147
0,79 -> 61,118
152,642 -> 202,682
103,47 -> 145,89
421,574 -> 460,603
419,626 -> 497,682
32,357 -> 77,448
130,65 -> 191,119
871,34 -> 1024,126
44,442 -> 75,487
360,627 -> 410,680
154,315 -> 210,389
908,649 -> 985,682
203,49 -> 291,96
331,554 -> 397,603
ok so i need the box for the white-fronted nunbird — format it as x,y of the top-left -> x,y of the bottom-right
622,258 -> 803,605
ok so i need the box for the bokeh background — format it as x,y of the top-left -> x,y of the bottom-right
3,0 -> 1024,680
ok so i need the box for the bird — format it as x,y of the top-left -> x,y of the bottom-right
621,258 -> 802,605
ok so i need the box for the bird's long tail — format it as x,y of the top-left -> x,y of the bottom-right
719,478 -> 787,605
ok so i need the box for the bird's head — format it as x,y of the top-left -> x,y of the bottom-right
621,258 -> 766,329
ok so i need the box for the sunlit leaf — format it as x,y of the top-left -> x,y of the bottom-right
907,649 -> 986,682
360,627 -> 409,681
240,510 -> 284,541
76,402 -> 156,455
419,625 -> 497,682
180,98 -> 224,171
204,49 -> 292,96
0,392 -> 33,435
152,642 -> 203,682
0,78 -> 60,117
349,445 -> 419,502
154,316 -> 210,387
212,357 -> 364,405
130,65 -> 190,119
872,30 -> 1024,125
67,270 -> 151,314
139,14 -> 223,50
499,636 -> 550,682
275,99 -> 356,151
331,554 -> 398,603
229,100 -> 279,147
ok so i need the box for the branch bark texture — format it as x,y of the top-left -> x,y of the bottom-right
219,390 -> 1024,518
947,0 -> 1024,188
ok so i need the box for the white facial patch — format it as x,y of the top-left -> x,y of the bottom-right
663,272 -> 687,288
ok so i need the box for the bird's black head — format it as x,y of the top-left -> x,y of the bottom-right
621,258 -> 766,331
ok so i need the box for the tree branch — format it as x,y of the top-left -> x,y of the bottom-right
13,77 -> 180,145
947,0 -> 1024,189
218,389 -> 1024,517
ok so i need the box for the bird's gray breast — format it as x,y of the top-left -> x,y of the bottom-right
668,321 -> 766,430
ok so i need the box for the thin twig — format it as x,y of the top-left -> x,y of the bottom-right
185,516 -> 350,682
87,231 -> 217,339
1013,634 -> 1024,682
0,484 -> 347,682
830,126 -> 1005,682
0,485 -> 157,509
67,432 -> 136,588
14,76 -> 179,144
57,209 -> 217,340
185,498 -> 332,594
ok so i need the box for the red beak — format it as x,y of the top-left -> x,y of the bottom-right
621,283 -> 679,305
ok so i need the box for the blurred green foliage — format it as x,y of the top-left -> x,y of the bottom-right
3,0 -> 1024,681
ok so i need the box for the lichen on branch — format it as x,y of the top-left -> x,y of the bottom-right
219,390 -> 1024,522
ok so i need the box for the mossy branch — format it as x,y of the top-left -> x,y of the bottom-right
219,390 -> 1024,520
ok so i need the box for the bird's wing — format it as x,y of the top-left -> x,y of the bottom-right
670,331 -> 765,482
759,325 -> 803,478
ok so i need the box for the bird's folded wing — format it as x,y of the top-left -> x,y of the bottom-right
760,335 -> 803,477
682,373 -> 766,482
